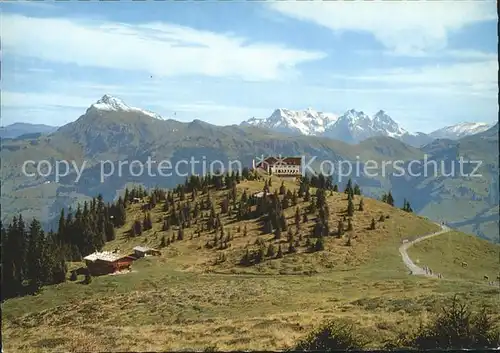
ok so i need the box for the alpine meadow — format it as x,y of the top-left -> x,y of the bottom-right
1,1 -> 499,352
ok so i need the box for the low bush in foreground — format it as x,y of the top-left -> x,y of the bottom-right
398,295 -> 500,350
294,295 -> 499,351
293,320 -> 366,351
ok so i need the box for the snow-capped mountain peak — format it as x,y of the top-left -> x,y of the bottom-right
92,94 -> 131,111
89,94 -> 163,120
242,107 -> 338,136
339,109 -> 371,125
428,122 -> 492,139
243,107 -> 411,144
372,110 -> 408,137
241,107 -> 493,146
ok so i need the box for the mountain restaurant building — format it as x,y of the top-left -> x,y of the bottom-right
253,156 -> 303,176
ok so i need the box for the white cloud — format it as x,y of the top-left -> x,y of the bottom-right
2,91 -> 95,109
356,49 -> 497,60
0,90 -> 270,126
268,1 -> 496,54
345,60 -> 497,90
2,14 -> 325,81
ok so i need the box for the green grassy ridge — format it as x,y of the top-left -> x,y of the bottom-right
407,230 -> 499,282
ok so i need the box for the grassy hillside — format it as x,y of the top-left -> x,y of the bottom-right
407,231 -> 499,282
2,177 -> 499,352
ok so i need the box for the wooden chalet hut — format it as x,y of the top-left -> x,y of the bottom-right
133,246 -> 161,258
83,251 -> 135,276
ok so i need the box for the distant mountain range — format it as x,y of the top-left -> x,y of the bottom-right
0,122 -> 58,139
1,95 -> 498,242
242,108 -> 493,147
4,103 -> 493,145
428,122 -> 494,140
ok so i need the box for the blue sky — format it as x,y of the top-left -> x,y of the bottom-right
2,0 -> 497,132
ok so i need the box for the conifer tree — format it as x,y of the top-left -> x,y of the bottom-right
386,191 -> 394,206
266,243 -> 275,257
359,198 -> 364,211
347,218 -> 353,231
402,199 -> 413,212
304,187 -> 310,202
26,219 -> 44,292
240,249 -> 251,266
280,213 -> 288,231
255,246 -> 265,263
274,226 -> 282,240
344,178 -> 353,194
279,181 -> 286,195
117,202 -> 126,227
177,227 -> 184,241
292,190 -> 298,205
347,198 -> 354,217
276,245 -> 283,258
162,219 -> 170,232
105,221 -> 116,241
314,237 -> 325,252
337,219 -> 344,237
370,218 -> 376,230
150,193 -> 157,208
282,197 -> 290,209
133,220 -> 142,236
57,209 -> 66,245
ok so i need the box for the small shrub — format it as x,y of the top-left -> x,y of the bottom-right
254,237 -> 266,246
83,273 -> 92,285
395,296 -> 500,350
294,320 -> 366,351
203,345 -> 218,352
